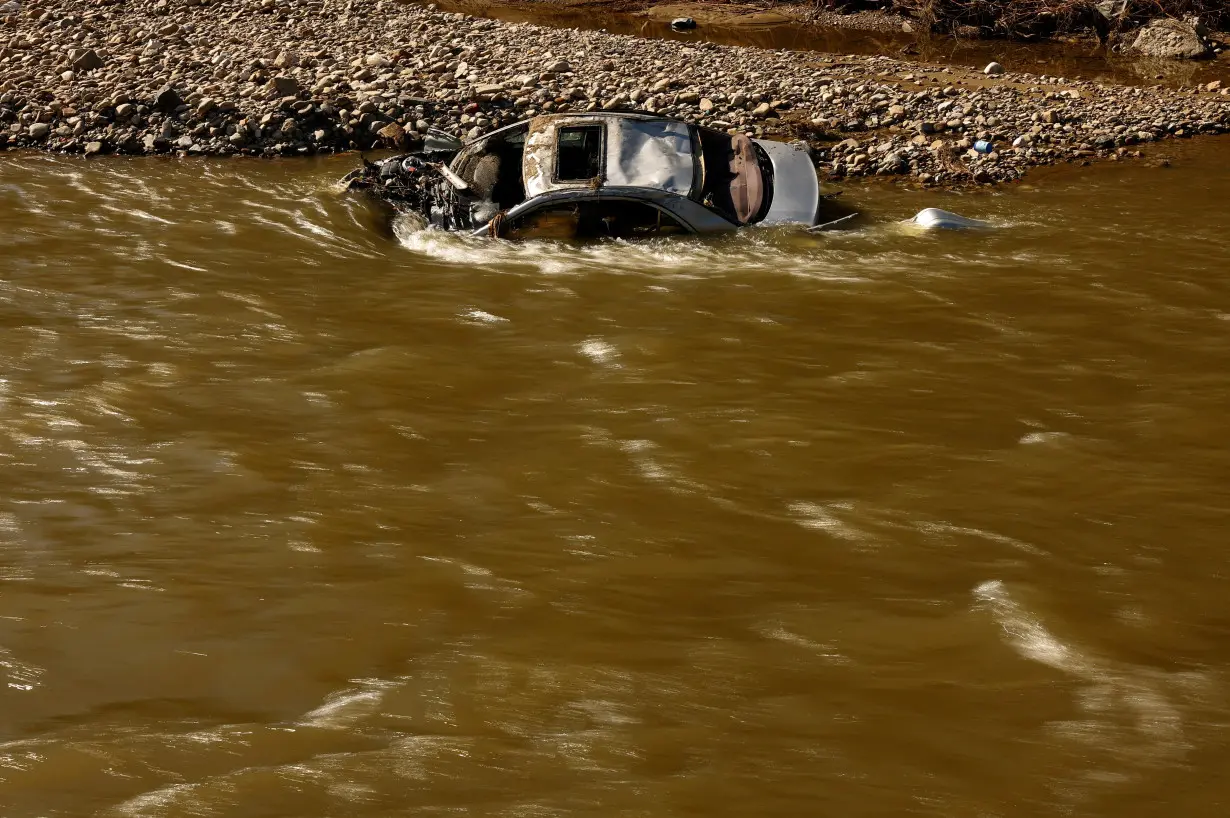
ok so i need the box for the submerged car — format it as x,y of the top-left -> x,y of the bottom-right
342,112 -> 824,239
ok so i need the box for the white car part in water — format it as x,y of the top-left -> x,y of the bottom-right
910,207 -> 992,230
754,139 -> 822,226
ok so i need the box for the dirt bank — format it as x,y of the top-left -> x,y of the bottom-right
2,0 -> 1230,187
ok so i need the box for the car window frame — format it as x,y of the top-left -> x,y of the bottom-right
552,124 -> 607,185
498,191 -> 699,238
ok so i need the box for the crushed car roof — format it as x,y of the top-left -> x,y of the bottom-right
523,114 -> 696,199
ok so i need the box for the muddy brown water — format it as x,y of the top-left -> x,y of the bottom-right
423,0 -> 1230,89
3,143 -> 1230,816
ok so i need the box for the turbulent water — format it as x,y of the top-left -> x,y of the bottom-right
2,143 -> 1230,817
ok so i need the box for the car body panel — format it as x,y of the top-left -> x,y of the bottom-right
753,138 -> 821,226
604,118 -> 695,196
471,186 -> 736,238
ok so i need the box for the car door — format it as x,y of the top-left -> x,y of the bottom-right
500,195 -> 694,240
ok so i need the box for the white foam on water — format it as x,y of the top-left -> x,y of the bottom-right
787,501 -> 866,542
921,521 -> 1047,556
1019,431 -> 1071,446
578,338 -> 620,368
757,624 -> 850,664
112,782 -> 201,817
389,217 -> 918,281
460,308 -> 509,324
974,580 -> 1077,672
300,679 -> 399,729
972,580 -> 1196,801
617,438 -> 706,495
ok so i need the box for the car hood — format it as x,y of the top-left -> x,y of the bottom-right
753,139 -> 821,226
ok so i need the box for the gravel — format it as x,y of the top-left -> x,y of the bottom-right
2,0 -> 1230,187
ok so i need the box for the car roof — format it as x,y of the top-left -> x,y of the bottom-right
521,113 -> 698,200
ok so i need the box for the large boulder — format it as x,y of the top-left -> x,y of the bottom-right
1127,18 -> 1211,60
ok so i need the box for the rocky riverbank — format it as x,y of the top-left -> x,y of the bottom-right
2,0 -> 1230,186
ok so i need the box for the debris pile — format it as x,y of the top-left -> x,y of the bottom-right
342,153 -> 474,230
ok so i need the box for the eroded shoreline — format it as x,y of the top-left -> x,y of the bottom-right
2,0 -> 1230,186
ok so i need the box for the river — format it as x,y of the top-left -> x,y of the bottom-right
2,145 -> 1230,817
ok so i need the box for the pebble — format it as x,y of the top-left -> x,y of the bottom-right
0,0 -> 1225,188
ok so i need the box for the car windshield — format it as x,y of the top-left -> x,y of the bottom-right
696,127 -> 768,225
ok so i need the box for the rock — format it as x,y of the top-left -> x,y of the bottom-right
72,49 -> 103,73
274,50 -> 298,68
197,98 -> 217,115
699,98 -> 714,112
376,120 -> 407,147
28,122 -> 49,139
544,59 -> 570,74
272,75 -> 300,96
115,103 -> 135,118
153,86 -> 183,113
1127,19 -> 1211,60
84,140 -> 103,156
984,62 -> 1005,76
878,153 -> 908,174
366,52 -> 390,67
751,102 -> 773,118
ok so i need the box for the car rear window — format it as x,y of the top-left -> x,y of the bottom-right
555,126 -> 603,181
